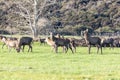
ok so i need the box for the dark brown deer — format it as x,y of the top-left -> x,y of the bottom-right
45,35 -> 67,53
83,29 -> 102,54
67,38 -> 77,53
101,37 -> 114,49
39,38 -> 46,45
16,37 -> 33,53
113,38 -> 120,47
47,32 -> 74,53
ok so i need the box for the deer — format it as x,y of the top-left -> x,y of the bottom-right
45,37 -> 57,52
16,37 -> 33,53
1,37 -> 19,52
0,36 -> 18,49
83,29 -> 102,54
39,38 -> 46,45
101,37 -> 114,49
46,32 -> 75,53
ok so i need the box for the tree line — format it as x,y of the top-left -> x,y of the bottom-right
0,0 -> 120,37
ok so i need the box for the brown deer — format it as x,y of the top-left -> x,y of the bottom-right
45,37 -> 57,52
83,29 -> 102,54
1,37 -> 19,52
0,36 -> 18,49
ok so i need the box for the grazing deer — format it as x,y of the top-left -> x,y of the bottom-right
83,29 -> 102,54
101,37 -> 114,49
0,36 -> 18,49
16,37 -> 33,53
1,37 -> 18,52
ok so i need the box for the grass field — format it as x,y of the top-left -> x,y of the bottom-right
0,42 -> 120,80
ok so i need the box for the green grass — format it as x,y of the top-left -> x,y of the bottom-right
0,42 -> 120,80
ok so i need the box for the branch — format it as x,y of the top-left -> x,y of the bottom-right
36,0 -> 57,20
15,2 -> 34,31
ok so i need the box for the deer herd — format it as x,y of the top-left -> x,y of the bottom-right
0,29 -> 120,54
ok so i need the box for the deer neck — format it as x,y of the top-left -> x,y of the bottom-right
84,34 -> 90,44
85,33 -> 90,39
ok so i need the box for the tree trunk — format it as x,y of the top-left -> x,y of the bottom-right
33,28 -> 38,38
33,0 -> 38,38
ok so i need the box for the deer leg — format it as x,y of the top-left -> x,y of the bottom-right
54,45 -> 58,53
8,46 -> 11,53
73,43 -> 76,53
62,46 -> 65,53
105,44 -> 107,49
88,45 -> 91,54
111,43 -> 114,50
63,46 -> 66,53
28,45 -> 32,52
70,43 -> 76,53
22,45 -> 25,52
65,45 -> 69,53
17,46 -> 21,52
109,44 -> 111,49
101,45 -> 102,54
69,44 -> 74,53
28,46 -> 30,52
98,44 -> 102,54
73,42 -> 76,53
97,45 -> 99,54
112,44 -> 114,49
30,45 -> 32,52
51,46 -> 54,52
2,43 -> 5,49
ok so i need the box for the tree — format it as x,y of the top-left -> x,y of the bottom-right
12,0 -> 56,38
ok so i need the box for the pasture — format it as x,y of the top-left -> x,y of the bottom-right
0,41 -> 120,80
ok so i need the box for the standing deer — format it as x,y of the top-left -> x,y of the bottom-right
83,29 -> 102,54
0,35 -> 7,48
46,32 -> 74,53
39,38 -> 46,45
45,37 -> 58,52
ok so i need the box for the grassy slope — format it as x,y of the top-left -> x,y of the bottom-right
0,42 -> 120,80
